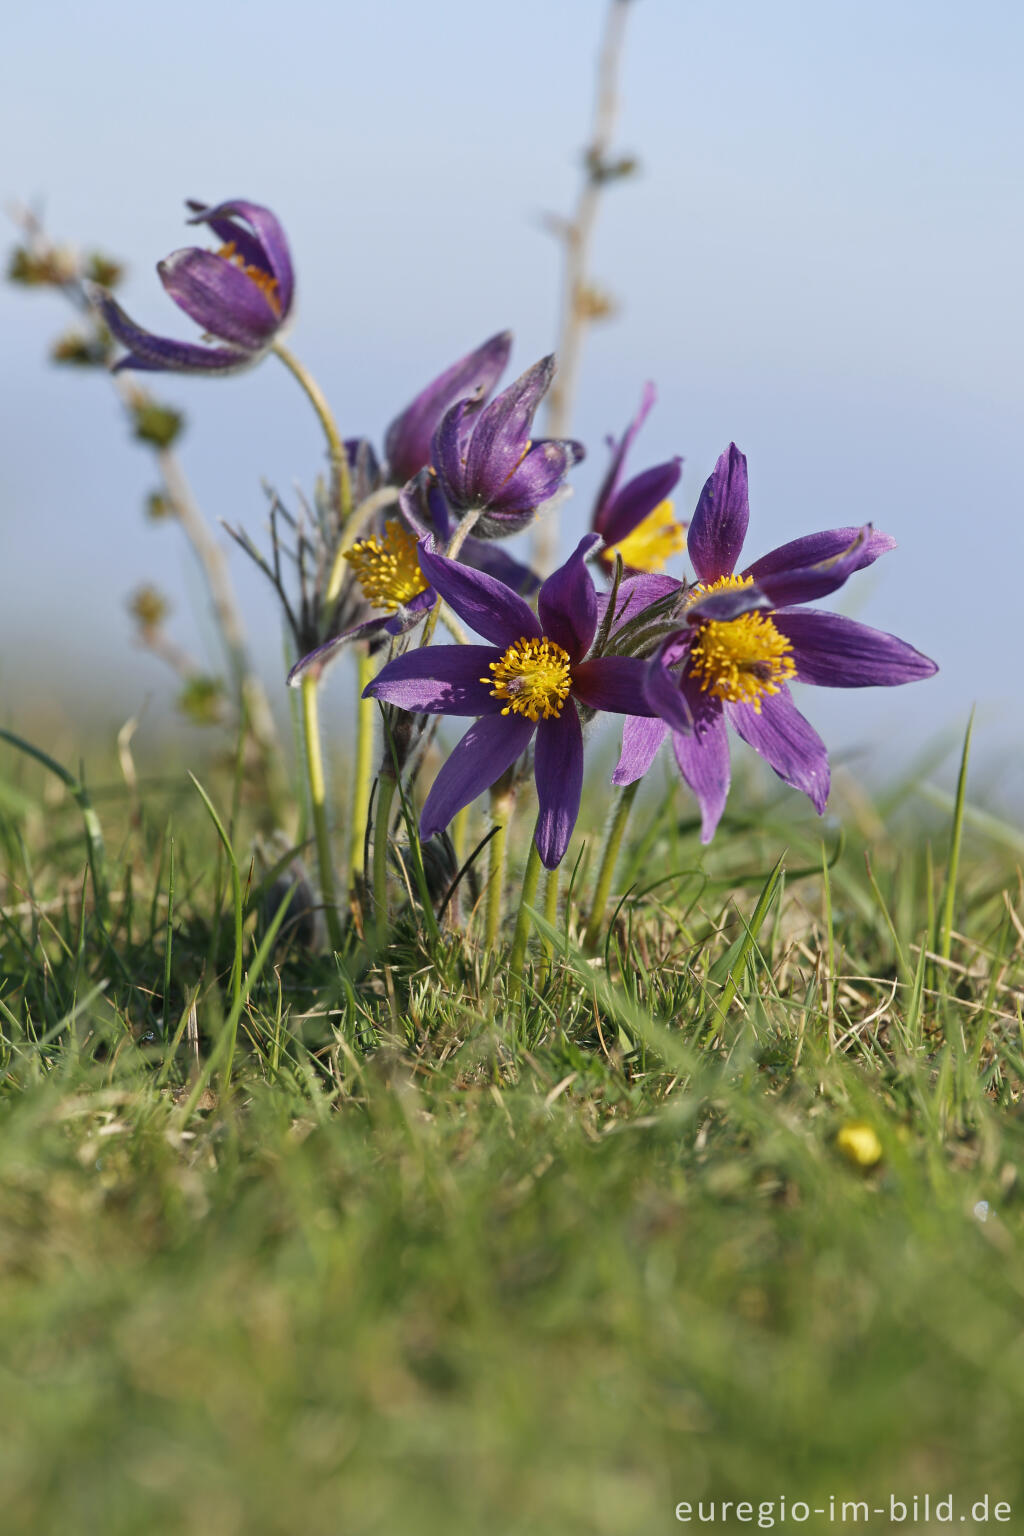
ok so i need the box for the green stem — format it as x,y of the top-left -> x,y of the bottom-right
452,804 -> 470,866
510,831 -> 544,1005
273,342 -> 352,520
485,785 -> 514,948
372,770 -> 398,951
350,648 -> 376,878
299,673 -> 344,952
582,781 -> 639,951
540,865 -> 560,972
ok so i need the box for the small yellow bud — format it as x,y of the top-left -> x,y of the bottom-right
836,1121 -> 882,1169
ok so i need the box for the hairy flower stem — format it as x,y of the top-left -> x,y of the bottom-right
582,780 -> 639,951
299,673 -> 344,952
350,649 -> 376,878
485,783 -> 514,949
540,866 -> 560,973
372,770 -> 398,951
272,342 -> 353,520
510,831 -> 544,1006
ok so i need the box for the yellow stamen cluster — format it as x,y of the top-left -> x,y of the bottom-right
687,573 -> 795,712
484,636 -> 572,722
604,499 -> 687,573
215,241 -> 282,316
343,520 -> 428,612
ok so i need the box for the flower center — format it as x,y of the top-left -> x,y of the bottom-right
343,520 -> 428,612
687,574 -> 796,711
484,637 -> 572,721
215,241 -> 282,316
603,499 -> 687,572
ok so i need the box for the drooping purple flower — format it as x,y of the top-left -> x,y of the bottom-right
89,198 -> 294,374
384,332 -> 512,487
614,443 -> 937,840
591,383 -> 685,574
364,535 -> 656,868
432,356 -> 584,537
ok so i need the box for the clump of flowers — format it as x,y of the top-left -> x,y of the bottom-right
11,187 -> 940,979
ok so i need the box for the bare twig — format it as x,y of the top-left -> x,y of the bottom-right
535,0 -> 637,574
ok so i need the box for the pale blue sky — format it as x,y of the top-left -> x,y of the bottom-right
2,0 -> 1021,795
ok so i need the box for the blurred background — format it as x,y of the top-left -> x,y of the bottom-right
2,0 -> 1021,801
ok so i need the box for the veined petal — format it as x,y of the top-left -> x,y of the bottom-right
91,288 -> 251,374
598,458 -> 683,546
746,525 -> 896,607
417,540 -> 541,647
534,706 -> 584,869
672,709 -> 731,843
158,248 -> 281,349
538,535 -> 599,661
684,583 -> 771,625
385,331 -> 511,487
592,381 -> 658,534
362,644 -> 501,714
644,642 -> 695,735
488,437 -> 585,513
187,198 -> 294,316
432,398 -> 476,509
612,716 -> 668,785
421,715 -> 534,841
727,687 -> 830,812
687,443 -> 749,582
572,656 -> 657,715
463,355 -> 555,501
773,610 -> 938,687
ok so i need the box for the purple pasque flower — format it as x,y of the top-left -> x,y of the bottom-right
614,443 -> 937,841
384,331 -> 512,487
364,534 -> 656,868
89,198 -> 294,374
591,383 -> 685,574
432,355 -> 584,537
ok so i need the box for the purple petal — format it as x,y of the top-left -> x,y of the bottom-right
612,716 -> 668,786
487,437 -> 585,514
363,644 -> 500,714
286,615 -> 395,685
598,573 -> 683,636
599,458 -> 684,546
432,398 -> 476,509
684,583 -> 770,625
417,540 -> 541,647
158,248 -> 280,349
463,355 -> 555,501
727,687 -> 830,812
533,706 -> 584,869
538,535 -> 599,661
384,331 -> 511,487
773,610 -> 938,687
186,199 -> 294,317
90,288 -> 251,374
687,443 -> 749,583
746,525 -> 897,607
592,381 -> 657,534
420,715 -> 535,841
382,586 -> 437,634
571,656 -> 658,716
643,643 -> 695,735
672,708 -> 731,843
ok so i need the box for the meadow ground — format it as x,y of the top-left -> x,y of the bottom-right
1,719 -> 1022,1536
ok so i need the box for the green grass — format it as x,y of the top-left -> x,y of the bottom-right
1,724 -> 1023,1535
